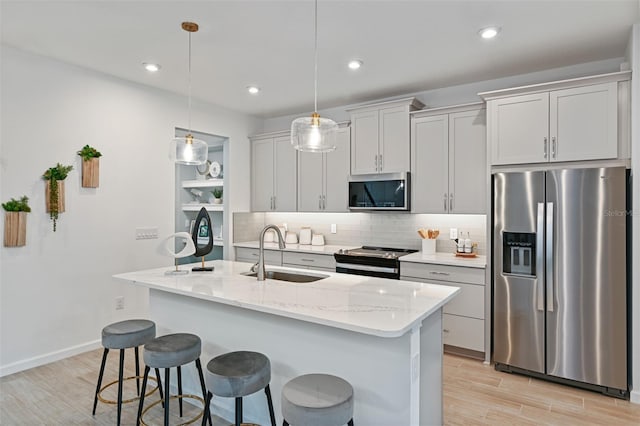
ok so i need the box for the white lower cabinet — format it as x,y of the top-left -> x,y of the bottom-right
235,247 -> 282,266
400,261 -> 485,357
281,251 -> 336,272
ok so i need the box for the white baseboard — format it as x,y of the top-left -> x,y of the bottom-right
631,389 -> 640,404
0,339 -> 102,378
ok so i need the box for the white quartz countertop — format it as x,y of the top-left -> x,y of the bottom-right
114,260 -> 459,338
234,241 -> 358,255
400,252 -> 487,268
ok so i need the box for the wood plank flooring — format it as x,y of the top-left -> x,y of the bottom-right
1,349 -> 639,425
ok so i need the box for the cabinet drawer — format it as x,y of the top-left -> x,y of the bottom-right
400,262 -> 484,285
443,314 -> 484,352
235,247 -> 282,266
282,252 -> 336,270
438,282 -> 484,319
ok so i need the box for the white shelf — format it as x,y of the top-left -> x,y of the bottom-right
182,179 -> 224,189
214,238 -> 224,247
182,203 -> 224,212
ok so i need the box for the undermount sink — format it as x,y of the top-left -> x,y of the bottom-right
243,270 -> 329,283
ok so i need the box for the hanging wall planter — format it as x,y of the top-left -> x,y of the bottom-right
42,163 -> 73,232
77,145 -> 102,188
2,196 -> 31,247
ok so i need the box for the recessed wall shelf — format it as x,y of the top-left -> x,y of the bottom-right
182,203 -> 224,212
182,179 -> 224,189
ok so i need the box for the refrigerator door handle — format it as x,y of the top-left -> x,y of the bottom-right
546,202 -> 554,312
536,203 -> 545,311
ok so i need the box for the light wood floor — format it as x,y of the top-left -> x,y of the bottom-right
1,349 -> 639,425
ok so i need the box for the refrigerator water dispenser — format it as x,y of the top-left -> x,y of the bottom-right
502,232 -> 536,276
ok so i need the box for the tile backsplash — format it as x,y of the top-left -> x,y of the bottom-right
233,212 -> 487,255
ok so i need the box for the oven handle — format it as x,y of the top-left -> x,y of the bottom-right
335,262 -> 398,274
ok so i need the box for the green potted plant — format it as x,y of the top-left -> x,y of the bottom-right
2,196 -> 31,247
42,163 -> 73,231
212,188 -> 223,204
77,144 -> 102,188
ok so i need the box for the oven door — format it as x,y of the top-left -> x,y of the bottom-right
335,262 -> 399,279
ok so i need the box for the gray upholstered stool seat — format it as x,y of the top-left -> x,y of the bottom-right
282,374 -> 354,426
93,319 -> 158,426
143,333 -> 201,369
207,351 -> 271,398
102,319 -> 156,349
201,351 -> 276,426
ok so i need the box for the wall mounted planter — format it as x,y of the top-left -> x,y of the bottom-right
81,157 -> 100,188
4,211 -> 27,247
45,180 -> 65,214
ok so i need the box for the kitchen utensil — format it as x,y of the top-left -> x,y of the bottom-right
311,234 -> 325,246
418,229 -> 428,239
285,232 -> 298,244
299,227 -> 312,245
432,230 -> 439,239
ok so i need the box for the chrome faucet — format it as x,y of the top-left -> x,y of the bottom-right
252,224 -> 286,281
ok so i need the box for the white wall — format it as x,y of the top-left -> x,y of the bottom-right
628,22 -> 640,404
0,46 -> 261,375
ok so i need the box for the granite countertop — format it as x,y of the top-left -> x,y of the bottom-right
400,252 -> 487,269
233,241 -> 358,255
114,260 -> 459,338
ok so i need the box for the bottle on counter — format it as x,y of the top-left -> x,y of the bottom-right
456,234 -> 465,253
464,233 -> 472,253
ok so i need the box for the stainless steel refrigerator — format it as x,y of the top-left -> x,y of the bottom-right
493,166 -> 628,398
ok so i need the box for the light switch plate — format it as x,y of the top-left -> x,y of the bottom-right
449,228 -> 458,240
136,227 -> 159,240
331,224 -> 337,234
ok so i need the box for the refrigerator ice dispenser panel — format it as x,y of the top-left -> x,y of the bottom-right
502,232 -> 536,276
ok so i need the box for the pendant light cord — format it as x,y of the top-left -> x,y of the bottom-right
314,0 -> 318,113
188,30 -> 193,134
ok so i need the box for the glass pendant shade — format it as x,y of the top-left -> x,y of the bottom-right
170,134 -> 208,165
291,112 -> 338,153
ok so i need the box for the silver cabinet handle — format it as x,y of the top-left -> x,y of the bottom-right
443,329 -> 450,333
543,137 -> 548,159
546,202 -> 554,312
443,193 -> 448,212
449,193 -> 454,212
322,195 -> 326,210
273,196 -> 276,211
300,258 -> 315,262
551,137 -> 556,159
379,154 -> 383,171
536,203 -> 545,311
429,271 -> 450,276
319,195 -> 322,210
374,155 -> 378,171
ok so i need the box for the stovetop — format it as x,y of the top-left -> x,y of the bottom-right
335,246 -> 418,260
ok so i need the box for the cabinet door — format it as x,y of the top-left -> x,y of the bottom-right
449,109 -> 487,214
379,105 -> 410,173
550,82 -> 617,162
297,149 -> 324,212
410,115 -> 449,213
350,110 -> 379,175
251,138 -> 274,211
489,93 -> 549,165
273,136 -> 297,211
324,127 -> 350,212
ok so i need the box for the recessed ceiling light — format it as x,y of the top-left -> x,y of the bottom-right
348,59 -> 363,70
479,27 -> 500,39
143,62 -> 161,72
247,86 -> 260,94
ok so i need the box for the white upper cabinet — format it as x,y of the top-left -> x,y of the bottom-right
251,133 -> 297,212
349,98 -> 424,175
481,73 -> 630,166
298,126 -> 350,212
411,104 -> 486,214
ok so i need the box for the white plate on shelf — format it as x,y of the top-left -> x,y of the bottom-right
209,161 -> 222,178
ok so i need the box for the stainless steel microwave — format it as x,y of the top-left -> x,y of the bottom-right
348,172 -> 410,211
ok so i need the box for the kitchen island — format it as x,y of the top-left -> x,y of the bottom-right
114,260 -> 459,425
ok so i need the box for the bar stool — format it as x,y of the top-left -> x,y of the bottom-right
137,333 -> 211,426
201,351 -> 276,426
281,374 -> 354,426
93,319 -> 161,426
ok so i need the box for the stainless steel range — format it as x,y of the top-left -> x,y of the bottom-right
334,246 -> 417,279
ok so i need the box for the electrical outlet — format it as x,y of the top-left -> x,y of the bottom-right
115,296 -> 125,310
449,228 -> 458,240
331,224 -> 337,234
136,227 -> 159,240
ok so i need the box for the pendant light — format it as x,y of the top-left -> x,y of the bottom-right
169,22 -> 208,165
291,0 -> 337,153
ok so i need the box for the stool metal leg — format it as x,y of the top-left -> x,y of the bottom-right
195,358 -> 212,426
164,368 -> 171,426
235,397 -> 242,426
155,368 -> 164,407
136,366 -> 150,426
117,349 -> 125,426
92,348 -> 109,415
135,346 -> 141,396
264,385 -> 276,426
283,421 -> 289,426
201,391 -> 212,426
177,365 -> 183,417
348,420 -> 354,426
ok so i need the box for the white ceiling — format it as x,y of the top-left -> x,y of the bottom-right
1,1 -> 638,118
